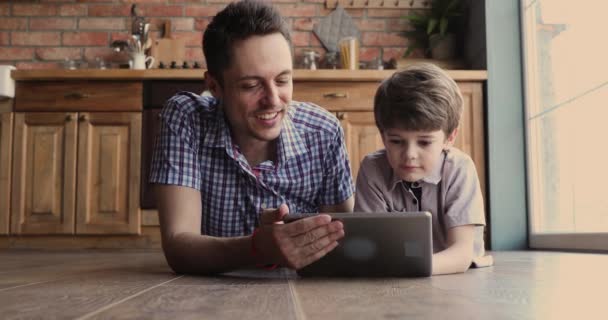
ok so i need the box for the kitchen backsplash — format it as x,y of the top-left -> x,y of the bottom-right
0,0 -> 418,69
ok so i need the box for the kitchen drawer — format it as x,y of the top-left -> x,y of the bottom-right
15,81 -> 142,112
293,81 -> 380,112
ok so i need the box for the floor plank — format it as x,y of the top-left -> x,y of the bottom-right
85,268 -> 298,320
0,250 -> 606,319
291,277 -> 524,320
0,250 -> 169,291
0,250 -> 178,319
86,284 -> 297,320
0,268 -> 178,319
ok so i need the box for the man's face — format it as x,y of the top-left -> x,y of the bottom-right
207,33 -> 293,145
382,128 -> 456,182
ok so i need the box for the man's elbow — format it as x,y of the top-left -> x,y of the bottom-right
161,240 -> 191,274
161,234 -> 198,275
160,234 -> 222,275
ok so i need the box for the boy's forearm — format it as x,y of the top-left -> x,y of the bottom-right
431,245 -> 473,275
162,232 -> 259,275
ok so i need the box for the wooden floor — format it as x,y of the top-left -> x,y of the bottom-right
0,250 -> 606,319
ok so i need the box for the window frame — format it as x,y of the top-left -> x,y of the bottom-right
520,0 -> 608,251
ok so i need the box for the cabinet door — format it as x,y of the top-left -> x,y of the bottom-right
11,112 -> 78,235
140,109 -> 161,209
455,82 -> 486,198
338,111 -> 384,180
0,112 -> 13,235
76,112 -> 141,235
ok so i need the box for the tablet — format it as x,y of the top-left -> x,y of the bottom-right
287,212 -> 433,277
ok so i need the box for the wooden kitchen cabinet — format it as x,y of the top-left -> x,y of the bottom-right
76,112 -> 141,235
11,112 -> 141,235
0,112 -> 13,235
337,111 -> 384,179
11,112 -> 78,234
453,82 -> 486,196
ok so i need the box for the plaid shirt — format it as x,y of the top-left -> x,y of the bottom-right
149,92 -> 354,237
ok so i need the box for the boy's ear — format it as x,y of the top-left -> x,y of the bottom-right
204,71 -> 222,99
444,128 -> 458,147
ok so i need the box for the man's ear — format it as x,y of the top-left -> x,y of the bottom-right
445,128 -> 458,147
204,71 -> 222,99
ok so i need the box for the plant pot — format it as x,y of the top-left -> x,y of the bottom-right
429,33 -> 456,60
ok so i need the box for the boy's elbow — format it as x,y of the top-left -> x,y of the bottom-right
458,251 -> 474,273
458,259 -> 472,273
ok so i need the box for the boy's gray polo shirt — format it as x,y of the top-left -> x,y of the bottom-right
354,147 -> 487,264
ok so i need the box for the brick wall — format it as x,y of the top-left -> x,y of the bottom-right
0,0 -> 416,69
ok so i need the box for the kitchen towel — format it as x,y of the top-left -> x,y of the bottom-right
313,5 -> 360,53
0,65 -> 16,99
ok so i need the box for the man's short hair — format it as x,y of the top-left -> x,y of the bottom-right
202,0 -> 292,83
374,63 -> 463,135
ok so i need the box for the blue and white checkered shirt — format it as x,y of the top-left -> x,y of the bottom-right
149,92 -> 354,237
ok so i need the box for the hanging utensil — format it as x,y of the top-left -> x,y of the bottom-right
130,4 -> 145,38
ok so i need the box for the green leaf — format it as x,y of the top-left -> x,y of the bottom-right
403,46 -> 416,58
446,0 -> 460,13
439,17 -> 448,36
403,14 -> 427,23
427,18 -> 438,35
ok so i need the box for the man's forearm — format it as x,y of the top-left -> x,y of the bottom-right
162,232 -> 259,275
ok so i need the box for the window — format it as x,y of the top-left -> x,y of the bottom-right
522,0 -> 608,250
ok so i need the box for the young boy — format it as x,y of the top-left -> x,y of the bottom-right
354,63 -> 493,275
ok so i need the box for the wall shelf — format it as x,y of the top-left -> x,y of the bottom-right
326,0 -> 431,9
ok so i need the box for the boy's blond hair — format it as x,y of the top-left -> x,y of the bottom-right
374,63 -> 463,136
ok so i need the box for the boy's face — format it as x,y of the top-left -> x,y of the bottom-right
206,32 -> 293,145
382,128 -> 456,182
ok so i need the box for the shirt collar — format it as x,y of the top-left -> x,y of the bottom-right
277,104 -> 308,163
205,100 -> 230,149
389,150 -> 446,191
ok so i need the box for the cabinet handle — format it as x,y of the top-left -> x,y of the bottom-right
323,92 -> 348,99
65,114 -> 73,122
336,112 -> 346,120
64,92 -> 90,100
79,114 -> 88,122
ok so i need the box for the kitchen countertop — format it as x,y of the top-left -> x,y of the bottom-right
11,69 -> 488,81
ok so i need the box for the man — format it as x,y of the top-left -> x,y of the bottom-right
149,0 -> 354,274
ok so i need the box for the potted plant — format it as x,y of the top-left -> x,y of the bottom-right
402,0 -> 464,60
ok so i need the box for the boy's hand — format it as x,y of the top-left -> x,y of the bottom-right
254,204 -> 345,269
